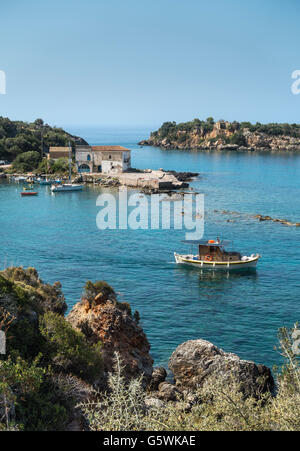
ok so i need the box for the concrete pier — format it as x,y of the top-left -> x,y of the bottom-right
74,169 -> 197,191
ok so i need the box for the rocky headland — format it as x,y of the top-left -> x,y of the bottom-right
139,119 -> 300,152
0,116 -> 87,164
66,282 -> 153,387
0,266 -> 283,431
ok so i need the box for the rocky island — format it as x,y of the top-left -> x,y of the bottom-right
139,118 -> 300,151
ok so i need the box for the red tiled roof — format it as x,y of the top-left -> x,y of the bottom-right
91,146 -> 130,152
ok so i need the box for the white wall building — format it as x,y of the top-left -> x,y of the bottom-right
75,145 -> 131,174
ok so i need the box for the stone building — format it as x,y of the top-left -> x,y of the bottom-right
75,145 -> 131,174
48,147 -> 69,160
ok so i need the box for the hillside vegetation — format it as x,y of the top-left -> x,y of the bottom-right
139,118 -> 300,151
0,117 -> 87,164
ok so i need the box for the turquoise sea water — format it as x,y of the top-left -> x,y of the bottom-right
1,126 -> 300,369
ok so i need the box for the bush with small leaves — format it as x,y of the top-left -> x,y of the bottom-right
39,312 -> 103,382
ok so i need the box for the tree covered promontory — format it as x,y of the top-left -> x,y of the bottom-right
139,118 -> 300,151
0,117 -> 87,162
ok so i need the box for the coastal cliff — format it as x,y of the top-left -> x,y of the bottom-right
139,119 -> 300,151
0,267 -> 299,431
66,281 -> 153,386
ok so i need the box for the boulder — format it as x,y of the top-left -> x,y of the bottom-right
157,382 -> 180,401
148,366 -> 167,391
169,339 -> 274,397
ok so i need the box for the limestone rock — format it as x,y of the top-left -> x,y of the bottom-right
139,122 -> 300,152
67,299 -> 153,385
157,382 -> 180,401
169,339 -> 274,397
148,366 -> 167,391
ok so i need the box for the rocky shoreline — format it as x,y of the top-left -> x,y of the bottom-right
1,169 -> 199,194
1,267 -> 298,431
73,169 -> 198,192
139,119 -> 300,152
65,284 -> 274,402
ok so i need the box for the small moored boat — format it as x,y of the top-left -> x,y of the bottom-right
21,191 -> 38,196
51,183 -> 83,192
174,239 -> 260,270
50,141 -> 83,193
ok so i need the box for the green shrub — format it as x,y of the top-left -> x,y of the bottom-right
39,312 -> 102,382
7,318 -> 44,360
83,280 -> 116,303
229,132 -> 247,147
16,380 -> 69,431
2,267 -> 67,315
12,151 -> 42,172
0,355 -> 45,429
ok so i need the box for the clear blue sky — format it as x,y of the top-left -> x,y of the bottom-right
0,0 -> 300,127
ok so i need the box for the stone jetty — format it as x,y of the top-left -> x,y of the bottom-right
73,169 -> 198,192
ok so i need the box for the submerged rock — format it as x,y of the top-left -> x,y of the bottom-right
169,339 -> 274,397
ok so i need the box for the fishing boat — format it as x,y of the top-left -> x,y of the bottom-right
174,239 -> 260,270
51,142 -> 83,193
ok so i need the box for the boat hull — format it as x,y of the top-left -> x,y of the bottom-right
51,184 -> 83,192
174,253 -> 259,270
21,192 -> 38,196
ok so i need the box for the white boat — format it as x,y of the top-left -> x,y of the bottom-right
50,142 -> 83,193
12,176 -> 27,183
174,239 -> 260,271
51,183 -> 83,192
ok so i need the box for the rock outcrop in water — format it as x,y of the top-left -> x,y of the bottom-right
139,119 -> 300,151
168,339 -> 274,397
213,209 -> 300,227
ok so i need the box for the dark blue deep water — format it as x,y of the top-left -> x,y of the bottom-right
1,126 -> 300,369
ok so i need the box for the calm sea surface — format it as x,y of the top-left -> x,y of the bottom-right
1,126 -> 300,368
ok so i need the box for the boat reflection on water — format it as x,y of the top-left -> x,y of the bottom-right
175,263 -> 258,280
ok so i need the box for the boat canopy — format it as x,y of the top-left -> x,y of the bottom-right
182,239 -> 232,247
